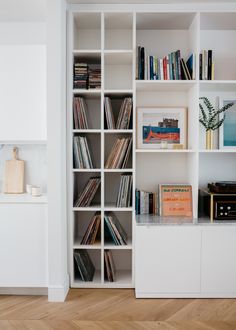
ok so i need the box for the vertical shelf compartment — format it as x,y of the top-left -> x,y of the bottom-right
104,211 -> 132,248
73,172 -> 101,208
200,13 -> 236,80
73,93 -> 101,130
104,92 -> 133,130
74,211 -> 101,248
73,132 -> 101,169
74,249 -> 102,286
104,13 -> 133,50
104,132 -> 133,169
103,249 -> 132,286
104,52 -> 133,90
73,13 -> 101,50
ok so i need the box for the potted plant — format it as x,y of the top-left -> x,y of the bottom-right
199,97 -> 234,149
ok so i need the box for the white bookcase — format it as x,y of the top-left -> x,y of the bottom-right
67,6 -> 236,291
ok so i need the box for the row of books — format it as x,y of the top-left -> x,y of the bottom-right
104,250 -> 116,282
104,97 -> 132,130
74,62 -> 101,89
73,136 -> 93,169
74,249 -> 116,282
135,189 -> 159,215
74,177 -> 101,207
199,50 -> 214,80
105,137 -> 132,169
116,174 -> 132,208
74,250 -> 95,282
104,212 -> 128,245
80,213 -> 101,245
137,46 -> 195,80
73,97 -> 88,129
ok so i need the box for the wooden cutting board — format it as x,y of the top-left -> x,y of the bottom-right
4,147 -> 25,194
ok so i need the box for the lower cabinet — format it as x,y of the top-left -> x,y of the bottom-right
135,225 -> 236,298
0,203 -> 48,287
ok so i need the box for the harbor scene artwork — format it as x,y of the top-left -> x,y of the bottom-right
137,107 -> 186,149
143,117 -> 180,144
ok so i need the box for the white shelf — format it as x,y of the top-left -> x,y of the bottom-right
73,89 -> 101,95
73,270 -> 101,288
104,205 -> 133,212
73,129 -> 101,133
136,80 -> 196,92
199,149 -> 236,153
104,130 -> 133,134
104,270 -> 132,287
73,240 -> 101,249
104,169 -> 133,173
104,238 -> 132,250
73,169 -> 101,172
0,193 -> 47,204
136,149 -> 195,153
200,80 -> 236,92
104,89 -> 133,94
73,206 -> 101,211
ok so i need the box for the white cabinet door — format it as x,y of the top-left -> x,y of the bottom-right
201,226 -> 236,295
0,45 -> 46,142
0,204 -> 47,287
135,226 -> 201,295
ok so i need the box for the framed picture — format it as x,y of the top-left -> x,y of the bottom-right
219,98 -> 236,149
137,107 -> 187,149
159,184 -> 193,217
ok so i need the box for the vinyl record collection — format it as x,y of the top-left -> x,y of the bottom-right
105,137 -> 132,169
116,174 -> 133,207
73,97 -> 89,129
80,213 -> 101,245
74,62 -> 101,89
74,177 -> 101,207
74,250 -> 95,281
88,64 -> 101,89
104,212 -> 128,245
73,136 -> 93,169
104,250 -> 116,282
104,97 -> 132,129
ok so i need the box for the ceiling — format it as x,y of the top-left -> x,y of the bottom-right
0,0 -> 46,22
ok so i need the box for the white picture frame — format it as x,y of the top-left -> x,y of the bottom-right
219,98 -> 236,149
137,107 -> 187,149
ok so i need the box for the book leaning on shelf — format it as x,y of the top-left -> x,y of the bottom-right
80,213 -> 101,245
104,250 -> 116,282
116,174 -> 132,207
73,136 -> 94,169
105,137 -> 132,169
104,212 -> 128,245
73,96 -> 89,129
104,97 -> 133,130
137,46 -> 195,80
74,177 -> 101,207
135,189 -> 159,215
74,250 -> 95,281
199,50 -> 214,80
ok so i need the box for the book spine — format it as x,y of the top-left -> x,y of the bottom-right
211,62 -> 215,80
141,47 -> 145,80
208,50 -> 212,80
177,50 -> 182,80
199,53 -> 202,80
150,56 -> 153,80
160,59 -> 164,80
204,50 -> 208,80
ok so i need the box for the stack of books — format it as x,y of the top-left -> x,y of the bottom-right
74,250 -> 95,281
73,97 -> 89,129
74,177 -> 101,207
116,174 -> 132,207
88,64 -> 101,89
104,250 -> 116,282
74,63 -> 88,89
104,97 -> 132,130
80,213 -> 101,245
73,136 -> 93,169
104,212 -> 128,245
199,50 -> 214,80
135,189 -> 159,215
105,137 -> 132,169
137,46 -> 195,80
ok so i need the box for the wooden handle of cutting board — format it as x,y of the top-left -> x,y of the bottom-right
13,147 -> 18,160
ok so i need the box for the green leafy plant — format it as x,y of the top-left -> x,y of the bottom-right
199,97 -> 234,131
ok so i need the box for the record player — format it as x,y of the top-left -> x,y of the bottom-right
208,181 -> 236,194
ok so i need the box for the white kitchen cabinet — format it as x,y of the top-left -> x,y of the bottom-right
0,198 -> 48,287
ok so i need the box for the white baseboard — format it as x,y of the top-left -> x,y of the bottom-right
0,287 -> 48,295
48,274 -> 69,302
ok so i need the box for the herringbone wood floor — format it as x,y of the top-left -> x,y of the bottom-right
0,289 -> 236,329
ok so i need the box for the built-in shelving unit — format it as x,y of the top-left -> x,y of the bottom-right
67,7 -> 236,289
